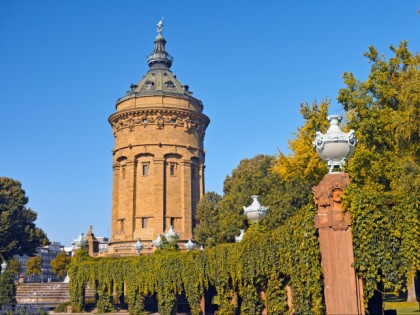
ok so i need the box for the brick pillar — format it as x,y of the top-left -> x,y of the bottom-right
154,158 -> 165,234
181,160 -> 192,240
312,173 -> 364,314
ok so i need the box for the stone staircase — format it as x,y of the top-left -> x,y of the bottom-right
16,283 -> 94,309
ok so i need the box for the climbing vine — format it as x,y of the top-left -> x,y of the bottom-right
69,203 -> 324,315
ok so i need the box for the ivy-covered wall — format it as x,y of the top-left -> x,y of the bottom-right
69,204 -> 324,315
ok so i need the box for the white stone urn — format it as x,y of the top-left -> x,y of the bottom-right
184,239 -> 195,251
63,272 -> 70,283
152,234 -> 163,248
313,115 -> 357,173
164,225 -> 179,242
133,239 -> 144,254
73,233 -> 86,249
235,229 -> 245,242
1,261 -> 7,274
243,195 -> 269,223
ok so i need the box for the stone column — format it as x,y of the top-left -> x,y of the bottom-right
153,158 -> 166,234
199,164 -> 205,198
312,173 -> 364,314
181,160 -> 192,240
111,164 -> 120,241
124,161 -> 136,239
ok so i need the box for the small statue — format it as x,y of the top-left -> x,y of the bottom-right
156,113 -> 164,129
157,18 -> 164,34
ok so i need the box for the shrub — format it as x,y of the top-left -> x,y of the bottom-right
53,302 -> 71,313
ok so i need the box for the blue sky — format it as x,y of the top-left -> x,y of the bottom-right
1,1 -> 419,246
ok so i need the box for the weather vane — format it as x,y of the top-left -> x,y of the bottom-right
157,17 -> 165,35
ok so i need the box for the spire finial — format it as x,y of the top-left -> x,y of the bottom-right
157,17 -> 164,35
147,18 -> 173,69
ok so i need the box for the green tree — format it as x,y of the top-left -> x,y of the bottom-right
7,258 -> 21,277
337,41 -> 420,302
51,251 -> 71,280
193,191 -> 222,247
0,177 -> 49,260
26,256 -> 42,278
216,154 -> 291,243
272,99 -> 330,216
0,270 -> 16,310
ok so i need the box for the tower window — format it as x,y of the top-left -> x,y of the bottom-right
165,81 -> 174,88
142,163 -> 149,176
145,81 -> 154,90
169,163 -> 176,176
117,219 -> 125,230
170,217 -> 175,227
142,218 -> 148,228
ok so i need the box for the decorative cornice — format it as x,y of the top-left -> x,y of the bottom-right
112,143 -> 205,156
109,108 -> 209,138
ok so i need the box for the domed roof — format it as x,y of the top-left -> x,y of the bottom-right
116,20 -> 200,105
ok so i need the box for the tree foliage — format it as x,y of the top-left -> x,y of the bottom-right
194,102 -> 332,247
51,251 -> 71,280
194,192 -> 222,247
212,155 -> 295,244
0,177 -> 49,260
337,41 -> 420,301
272,99 -> 330,215
7,258 -> 21,277
26,256 -> 42,277
0,271 -> 16,310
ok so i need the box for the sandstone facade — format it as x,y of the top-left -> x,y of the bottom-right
107,23 -> 209,255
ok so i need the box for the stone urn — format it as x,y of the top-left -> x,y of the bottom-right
152,234 -> 163,248
133,239 -> 144,254
184,239 -> 195,251
63,272 -> 70,283
164,226 -> 179,242
313,115 -> 357,173
1,261 -> 7,274
243,195 -> 269,223
73,233 -> 86,249
235,229 -> 245,242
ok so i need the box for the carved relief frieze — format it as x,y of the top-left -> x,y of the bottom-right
109,109 -> 208,137
312,173 -> 351,229
312,173 -> 350,210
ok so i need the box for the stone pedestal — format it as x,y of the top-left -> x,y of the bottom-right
312,173 -> 364,314
86,225 -> 99,256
